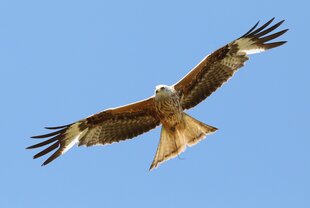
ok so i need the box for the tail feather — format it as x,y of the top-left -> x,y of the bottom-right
149,113 -> 217,170
183,114 -> 217,146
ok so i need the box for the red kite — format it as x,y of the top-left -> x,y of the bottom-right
28,18 -> 288,170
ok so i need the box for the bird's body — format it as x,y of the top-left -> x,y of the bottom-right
28,18 -> 288,170
151,85 -> 217,169
154,85 -> 182,127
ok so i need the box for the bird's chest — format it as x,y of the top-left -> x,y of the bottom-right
155,95 -> 183,126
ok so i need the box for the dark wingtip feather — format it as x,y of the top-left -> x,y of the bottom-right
241,20 -> 260,38
247,18 -> 275,37
33,142 -> 59,159
45,124 -> 70,130
263,41 -> 287,50
31,128 -> 66,139
29,122 -> 75,166
259,29 -> 289,43
26,136 -> 59,149
254,20 -> 285,38
238,18 -> 288,51
41,150 -> 63,166
26,145 -> 35,150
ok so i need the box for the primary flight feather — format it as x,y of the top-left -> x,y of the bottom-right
28,18 -> 288,170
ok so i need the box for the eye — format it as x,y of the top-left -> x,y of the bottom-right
160,87 -> 165,90
155,90 -> 159,93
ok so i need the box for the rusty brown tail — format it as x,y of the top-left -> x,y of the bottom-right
149,113 -> 217,170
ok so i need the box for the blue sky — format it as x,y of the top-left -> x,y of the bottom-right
1,0 -> 309,207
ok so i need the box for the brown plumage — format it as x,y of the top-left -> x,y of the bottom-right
28,18 -> 288,170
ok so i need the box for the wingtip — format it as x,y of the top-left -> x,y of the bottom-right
242,17 -> 286,39
41,158 -> 52,166
44,124 -> 69,130
254,20 -> 260,27
265,41 -> 287,50
278,19 -> 285,24
40,158 -> 52,166
274,19 -> 286,29
278,41 -> 288,46
279,28 -> 289,38
283,28 -> 289,36
26,145 -> 33,150
30,128 -> 67,139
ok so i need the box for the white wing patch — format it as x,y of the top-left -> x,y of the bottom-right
241,48 -> 266,55
61,122 -> 88,154
234,38 -> 266,55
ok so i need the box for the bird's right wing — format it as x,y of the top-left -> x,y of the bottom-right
174,18 -> 288,110
27,97 -> 160,166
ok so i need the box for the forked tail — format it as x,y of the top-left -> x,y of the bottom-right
149,113 -> 217,170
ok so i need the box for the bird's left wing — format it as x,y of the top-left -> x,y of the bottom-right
174,18 -> 288,110
27,97 -> 160,166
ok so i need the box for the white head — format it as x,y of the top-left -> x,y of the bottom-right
154,85 -> 175,99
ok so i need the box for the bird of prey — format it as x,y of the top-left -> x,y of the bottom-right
28,18 -> 288,170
